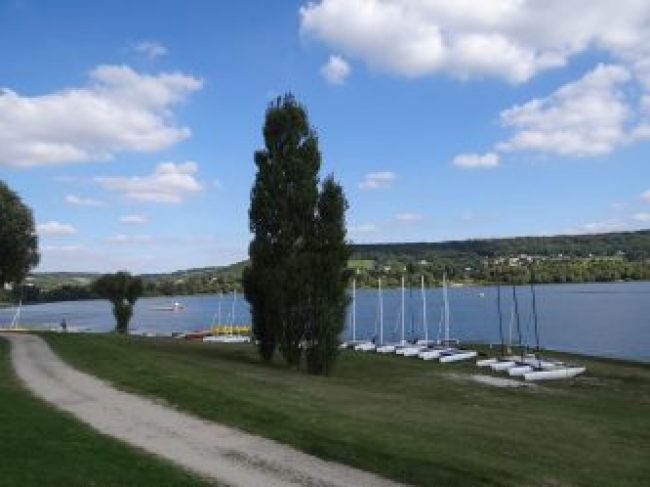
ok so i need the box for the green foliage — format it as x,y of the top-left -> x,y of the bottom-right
0,180 -> 39,287
245,95 -> 349,374
92,272 -> 143,334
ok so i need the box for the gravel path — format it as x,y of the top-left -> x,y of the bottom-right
2,333 -> 403,487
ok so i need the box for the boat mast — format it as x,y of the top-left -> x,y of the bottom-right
231,289 -> 237,331
352,275 -> 357,342
378,278 -> 383,345
401,271 -> 405,344
443,272 -> 450,345
530,269 -> 541,356
218,291 -> 223,325
497,284 -> 505,356
512,285 -> 523,358
421,275 -> 427,342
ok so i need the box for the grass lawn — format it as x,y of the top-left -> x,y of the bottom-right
44,333 -> 650,487
0,337 -> 211,487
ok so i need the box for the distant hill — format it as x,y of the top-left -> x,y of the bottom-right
16,229 -> 650,302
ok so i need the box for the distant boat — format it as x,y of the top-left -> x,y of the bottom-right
151,301 -> 185,311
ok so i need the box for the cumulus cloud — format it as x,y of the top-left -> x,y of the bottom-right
321,55 -> 351,84
133,41 -> 168,59
65,194 -> 105,207
96,161 -> 202,203
37,221 -> 77,236
0,65 -> 202,167
300,0 -> 650,83
453,151 -> 499,169
119,214 -> 148,225
359,171 -> 396,189
395,212 -> 423,222
497,64 -> 633,156
632,212 -> 650,222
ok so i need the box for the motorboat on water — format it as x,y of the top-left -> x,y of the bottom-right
151,301 -> 185,311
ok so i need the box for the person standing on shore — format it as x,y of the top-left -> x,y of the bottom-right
60,318 -> 67,332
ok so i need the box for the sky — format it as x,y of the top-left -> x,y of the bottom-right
1,0 -> 649,273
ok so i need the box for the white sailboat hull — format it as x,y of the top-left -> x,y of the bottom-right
402,346 -> 427,357
490,360 -> 516,371
476,358 -> 498,367
508,365 -> 533,376
439,350 -> 478,363
524,367 -> 586,381
355,342 -> 376,352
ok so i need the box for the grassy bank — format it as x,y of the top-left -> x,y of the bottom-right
0,337 -> 211,486
44,333 -> 650,487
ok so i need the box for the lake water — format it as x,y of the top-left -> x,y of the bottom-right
1,282 -> 649,363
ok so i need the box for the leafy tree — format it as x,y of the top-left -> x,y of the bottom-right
92,272 -> 143,334
0,180 -> 39,289
245,94 -> 349,373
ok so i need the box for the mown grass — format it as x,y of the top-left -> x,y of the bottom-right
44,333 -> 650,487
0,337 -> 211,487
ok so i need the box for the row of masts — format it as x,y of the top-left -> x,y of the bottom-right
350,273 -> 451,346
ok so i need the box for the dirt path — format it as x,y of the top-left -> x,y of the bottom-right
1,333 -> 402,487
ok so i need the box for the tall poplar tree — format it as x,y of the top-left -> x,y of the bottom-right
245,95 -> 349,373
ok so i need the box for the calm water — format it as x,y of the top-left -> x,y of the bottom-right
1,282 -> 649,362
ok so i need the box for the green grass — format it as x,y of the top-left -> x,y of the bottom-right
43,333 -> 650,487
0,337 -> 211,487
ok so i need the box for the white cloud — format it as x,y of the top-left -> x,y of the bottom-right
349,223 -> 378,233
0,65 -> 202,167
300,0 -> 650,83
359,171 -> 397,189
452,151 -> 499,169
496,64 -> 634,156
37,221 -> 77,236
133,41 -> 168,59
65,194 -> 105,207
96,161 -> 202,203
460,211 -> 475,222
632,212 -> 650,222
395,212 -> 423,222
321,55 -> 351,84
642,189 -> 650,203
106,234 -> 153,244
119,214 -> 148,225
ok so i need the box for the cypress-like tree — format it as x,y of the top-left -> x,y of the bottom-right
0,180 -> 39,289
245,94 -> 349,373
92,272 -> 143,334
305,176 -> 351,374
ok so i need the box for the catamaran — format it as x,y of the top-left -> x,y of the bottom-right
401,275 -> 436,356
419,273 -> 477,362
485,279 -> 586,381
376,272 -> 410,353
203,290 -> 251,343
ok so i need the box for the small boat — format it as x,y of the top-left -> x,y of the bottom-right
524,366 -> 586,381
439,349 -> 478,363
152,301 -> 185,311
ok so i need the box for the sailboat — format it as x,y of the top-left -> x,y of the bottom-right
477,284 -> 522,368
203,290 -> 251,343
355,277 -> 383,352
376,271 -> 409,353
401,276 -> 435,356
419,273 -> 477,362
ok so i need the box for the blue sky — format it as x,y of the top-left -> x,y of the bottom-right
1,0 -> 649,273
